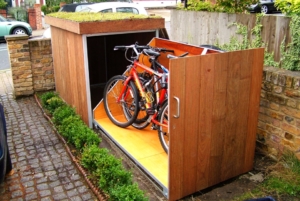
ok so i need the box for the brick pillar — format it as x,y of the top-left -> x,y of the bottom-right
27,4 -> 42,30
27,8 -> 37,30
0,9 -> 7,18
29,39 -> 55,91
34,4 -> 42,30
5,35 -> 34,98
60,2 -> 66,7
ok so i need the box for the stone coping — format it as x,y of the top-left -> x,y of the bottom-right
5,34 -> 29,41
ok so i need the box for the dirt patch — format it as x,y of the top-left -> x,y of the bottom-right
95,128 -> 280,201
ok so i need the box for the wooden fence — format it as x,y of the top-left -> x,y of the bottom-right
170,10 -> 292,62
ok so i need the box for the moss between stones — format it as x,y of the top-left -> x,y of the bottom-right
47,12 -> 161,22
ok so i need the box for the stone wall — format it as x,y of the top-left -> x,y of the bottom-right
5,35 -> 55,98
29,39 -> 54,92
259,67 -> 300,159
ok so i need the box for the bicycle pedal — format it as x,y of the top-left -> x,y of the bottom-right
151,124 -> 158,130
146,108 -> 155,115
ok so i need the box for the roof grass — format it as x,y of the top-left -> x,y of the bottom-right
47,12 -> 161,22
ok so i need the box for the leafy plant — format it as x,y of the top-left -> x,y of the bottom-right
109,184 -> 149,201
52,105 -> 76,125
45,96 -> 66,114
215,0 -> 257,13
233,152 -> 300,200
216,15 -> 279,67
279,15 -> 300,70
81,144 -> 110,171
0,0 -> 7,9
58,116 -> 100,150
43,5 -> 61,15
8,7 -> 28,22
183,0 -> 215,12
81,145 -> 148,201
40,91 -> 59,112
275,0 -> 300,16
180,0 -> 257,13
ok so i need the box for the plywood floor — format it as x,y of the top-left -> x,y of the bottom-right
94,116 -> 168,188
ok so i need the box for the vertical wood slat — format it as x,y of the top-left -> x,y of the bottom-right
168,58 -> 186,201
208,53 -> 227,186
169,48 -> 264,201
197,54 -> 215,188
221,50 -> 241,180
182,57 -> 201,195
243,48 -> 265,172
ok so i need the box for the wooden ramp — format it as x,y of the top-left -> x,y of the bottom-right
94,101 -> 168,190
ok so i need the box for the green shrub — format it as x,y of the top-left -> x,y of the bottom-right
40,91 -> 58,107
81,144 -> 110,171
183,0 -> 215,11
96,154 -> 132,192
58,116 -> 100,150
41,5 -> 61,15
45,96 -> 66,114
0,0 -> 7,9
180,0 -> 257,13
52,105 -> 76,125
81,145 -> 148,200
8,7 -> 28,22
276,0 -> 300,16
109,184 -> 149,201
280,16 -> 300,70
216,15 -> 278,67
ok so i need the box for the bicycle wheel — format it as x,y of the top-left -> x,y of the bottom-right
103,75 -> 139,128
158,101 -> 169,153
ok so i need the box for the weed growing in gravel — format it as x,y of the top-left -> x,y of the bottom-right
234,152 -> 300,200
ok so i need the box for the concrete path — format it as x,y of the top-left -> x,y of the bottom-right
0,69 -> 97,200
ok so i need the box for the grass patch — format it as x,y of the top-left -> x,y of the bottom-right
47,12 -> 161,22
233,152 -> 300,200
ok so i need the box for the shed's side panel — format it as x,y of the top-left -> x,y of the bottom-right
168,48 -> 264,201
51,27 -> 89,124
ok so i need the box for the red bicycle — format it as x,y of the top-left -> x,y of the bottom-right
103,43 -> 180,153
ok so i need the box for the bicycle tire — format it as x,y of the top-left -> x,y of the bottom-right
158,101 -> 169,154
103,75 -> 139,128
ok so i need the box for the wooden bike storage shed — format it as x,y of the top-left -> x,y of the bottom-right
46,16 -> 264,200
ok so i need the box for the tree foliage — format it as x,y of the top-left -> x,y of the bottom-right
0,0 -> 7,9
182,0 -> 257,13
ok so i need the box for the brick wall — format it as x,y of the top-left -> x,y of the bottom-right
29,39 -> 55,92
258,66 -> 300,159
28,4 -> 42,30
5,35 -> 55,98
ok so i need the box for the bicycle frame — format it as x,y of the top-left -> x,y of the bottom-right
117,60 -> 168,128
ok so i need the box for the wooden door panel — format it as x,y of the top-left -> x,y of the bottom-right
168,48 -> 264,201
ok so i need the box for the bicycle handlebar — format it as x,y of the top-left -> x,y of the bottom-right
114,45 -> 150,51
167,52 -> 189,59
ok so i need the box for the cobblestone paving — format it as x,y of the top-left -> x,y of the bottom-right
0,75 -> 97,200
